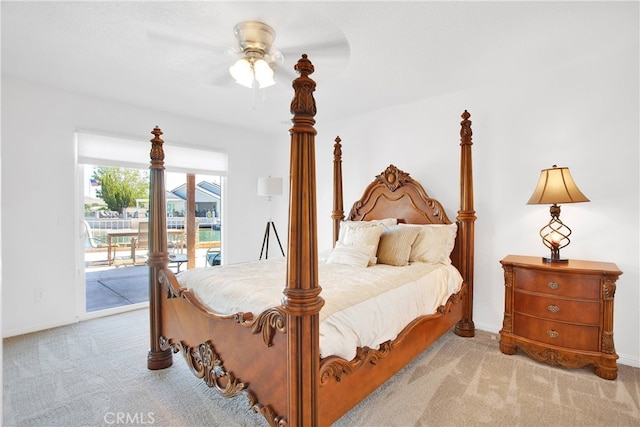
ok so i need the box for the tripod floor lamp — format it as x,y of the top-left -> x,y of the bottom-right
258,176 -> 285,259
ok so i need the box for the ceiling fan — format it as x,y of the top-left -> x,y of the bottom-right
228,21 -> 283,89
146,16 -> 350,89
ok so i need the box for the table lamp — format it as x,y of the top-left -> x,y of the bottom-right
527,165 -> 590,263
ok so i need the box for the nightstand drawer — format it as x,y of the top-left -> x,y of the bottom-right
514,291 -> 600,324
514,269 -> 600,300
513,313 -> 599,351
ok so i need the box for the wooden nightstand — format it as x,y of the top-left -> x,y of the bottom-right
499,255 -> 622,379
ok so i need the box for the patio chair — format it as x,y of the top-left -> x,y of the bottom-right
167,226 -> 185,255
131,220 -> 149,265
206,247 -> 222,266
83,219 -> 115,264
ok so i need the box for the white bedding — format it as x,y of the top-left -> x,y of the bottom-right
177,259 -> 462,360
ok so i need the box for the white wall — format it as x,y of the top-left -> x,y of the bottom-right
1,77 -> 286,336
313,32 -> 639,366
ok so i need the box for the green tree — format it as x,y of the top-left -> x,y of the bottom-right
92,167 -> 149,214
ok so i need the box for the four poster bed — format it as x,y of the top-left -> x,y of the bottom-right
146,55 -> 476,426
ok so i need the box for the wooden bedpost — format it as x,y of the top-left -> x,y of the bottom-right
147,127 -> 173,369
282,54 -> 325,427
332,136 -> 344,246
454,110 -> 476,337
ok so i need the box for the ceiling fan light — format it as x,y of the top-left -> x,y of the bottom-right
229,58 -> 254,88
254,59 -> 275,88
258,77 -> 276,89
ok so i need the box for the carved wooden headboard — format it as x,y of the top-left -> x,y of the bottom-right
347,164 -> 452,225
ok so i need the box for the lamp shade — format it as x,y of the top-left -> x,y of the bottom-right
229,57 -> 276,89
257,177 -> 283,197
527,165 -> 590,205
229,58 -> 254,88
253,59 -> 275,88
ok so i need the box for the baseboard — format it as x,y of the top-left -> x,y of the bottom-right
80,302 -> 149,321
618,353 -> 640,368
3,303 -> 149,338
2,317 -> 78,339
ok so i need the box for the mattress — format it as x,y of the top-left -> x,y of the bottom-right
177,259 -> 462,360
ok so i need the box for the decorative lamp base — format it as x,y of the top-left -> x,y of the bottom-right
542,256 -> 569,264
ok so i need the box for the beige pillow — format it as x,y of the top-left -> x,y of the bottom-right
338,221 -> 385,265
407,223 -> 458,265
376,224 -> 421,266
326,242 -> 375,267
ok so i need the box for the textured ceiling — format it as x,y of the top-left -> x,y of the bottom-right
1,1 -> 633,134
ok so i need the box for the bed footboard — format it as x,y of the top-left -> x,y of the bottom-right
157,268 -> 290,425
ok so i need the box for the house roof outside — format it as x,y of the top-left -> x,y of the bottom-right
197,181 -> 221,197
169,182 -> 220,203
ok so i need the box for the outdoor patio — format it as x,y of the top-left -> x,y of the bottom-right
86,265 -> 148,312
85,247 -> 216,312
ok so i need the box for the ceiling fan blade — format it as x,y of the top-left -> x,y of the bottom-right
210,69 -> 233,87
278,38 -> 350,60
146,27 -> 235,61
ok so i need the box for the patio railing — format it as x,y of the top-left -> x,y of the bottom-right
84,217 -> 220,249
85,217 -> 218,230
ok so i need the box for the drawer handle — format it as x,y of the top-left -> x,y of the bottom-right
547,281 -> 559,290
547,305 -> 560,313
547,330 -> 559,338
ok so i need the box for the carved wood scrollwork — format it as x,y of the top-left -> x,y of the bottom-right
349,200 -> 364,215
437,285 -> 465,314
602,331 -> 616,354
290,54 -> 316,117
159,336 -> 287,427
518,343 -> 596,369
501,314 -> 513,333
319,342 -> 393,385
375,165 -> 411,192
503,266 -> 513,288
423,199 -> 447,222
501,266 -> 514,333
460,110 -> 472,143
602,278 -> 616,300
159,337 -> 246,397
239,307 -> 287,347
150,126 -> 165,161
246,391 -> 289,427
158,269 -> 183,299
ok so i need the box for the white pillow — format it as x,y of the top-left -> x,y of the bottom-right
337,219 -> 396,242
407,223 -> 458,265
338,221 -> 385,265
326,242 -> 375,267
376,224 -> 421,266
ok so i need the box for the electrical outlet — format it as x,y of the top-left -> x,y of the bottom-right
35,289 -> 46,301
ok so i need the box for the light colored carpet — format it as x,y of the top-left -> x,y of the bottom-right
3,308 -> 639,426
